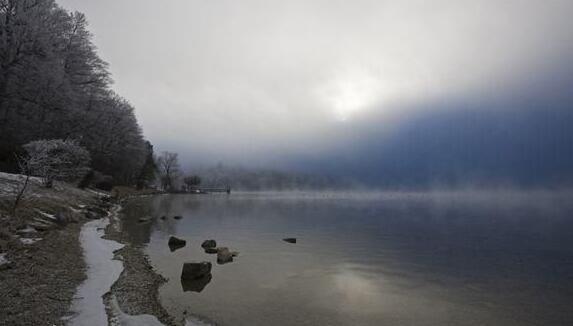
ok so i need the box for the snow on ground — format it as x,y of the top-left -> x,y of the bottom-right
0,172 -> 41,196
66,217 -> 124,326
0,253 -> 8,266
16,226 -> 37,235
20,237 -> 42,245
86,188 -> 110,197
35,209 -> 56,220
109,296 -> 164,326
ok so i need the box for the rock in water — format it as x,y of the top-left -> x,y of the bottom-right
181,273 -> 212,293
173,215 -> 183,220
283,238 -> 297,244
217,247 -> 234,264
181,262 -> 212,280
168,236 -> 186,251
204,247 -> 218,254
201,240 -> 217,249
160,216 -> 167,220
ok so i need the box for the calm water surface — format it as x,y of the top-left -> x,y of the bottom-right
119,191 -> 573,326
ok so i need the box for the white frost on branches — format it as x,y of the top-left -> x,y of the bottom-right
23,139 -> 91,187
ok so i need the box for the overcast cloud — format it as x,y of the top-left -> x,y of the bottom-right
58,0 -> 573,169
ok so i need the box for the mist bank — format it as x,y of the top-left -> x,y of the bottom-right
184,165 -> 357,191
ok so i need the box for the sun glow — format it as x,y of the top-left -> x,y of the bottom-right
319,71 -> 383,121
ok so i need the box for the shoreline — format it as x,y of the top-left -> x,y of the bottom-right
102,201 -> 179,326
0,172 -> 181,325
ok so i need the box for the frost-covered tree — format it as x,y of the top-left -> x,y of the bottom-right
23,139 -> 91,188
0,0 -> 151,186
157,151 -> 180,191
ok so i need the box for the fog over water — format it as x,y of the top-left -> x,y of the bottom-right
58,0 -> 573,186
120,191 -> 573,325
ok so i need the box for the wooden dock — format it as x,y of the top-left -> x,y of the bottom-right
191,186 -> 231,194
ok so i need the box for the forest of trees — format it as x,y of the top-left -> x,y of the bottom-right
0,0 -> 154,187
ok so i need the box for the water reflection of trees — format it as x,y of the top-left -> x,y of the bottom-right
119,198 -> 156,245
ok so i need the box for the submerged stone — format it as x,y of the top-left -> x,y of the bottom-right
173,215 -> 183,220
283,238 -> 297,244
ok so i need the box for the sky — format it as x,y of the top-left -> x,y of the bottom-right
58,0 -> 573,186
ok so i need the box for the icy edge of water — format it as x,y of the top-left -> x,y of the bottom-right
66,212 -> 124,326
65,205 -> 211,326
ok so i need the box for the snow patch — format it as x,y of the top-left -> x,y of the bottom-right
16,226 -> 37,235
86,188 -> 110,197
67,216 -> 124,326
109,296 -> 165,326
20,237 -> 42,245
35,209 -> 57,220
0,253 -> 8,266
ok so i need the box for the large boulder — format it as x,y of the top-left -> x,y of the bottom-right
168,236 -> 186,251
181,262 -> 212,280
201,240 -> 217,249
217,247 -> 237,264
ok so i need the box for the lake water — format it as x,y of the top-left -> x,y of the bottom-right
119,191 -> 573,326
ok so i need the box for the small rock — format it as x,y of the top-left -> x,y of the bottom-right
173,215 -> 183,220
181,262 -> 212,280
138,217 -> 152,223
217,247 -> 234,264
283,238 -> 297,244
201,240 -> 217,249
168,236 -> 187,251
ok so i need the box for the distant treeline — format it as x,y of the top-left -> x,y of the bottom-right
0,0 -> 154,186
194,165 -> 353,191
